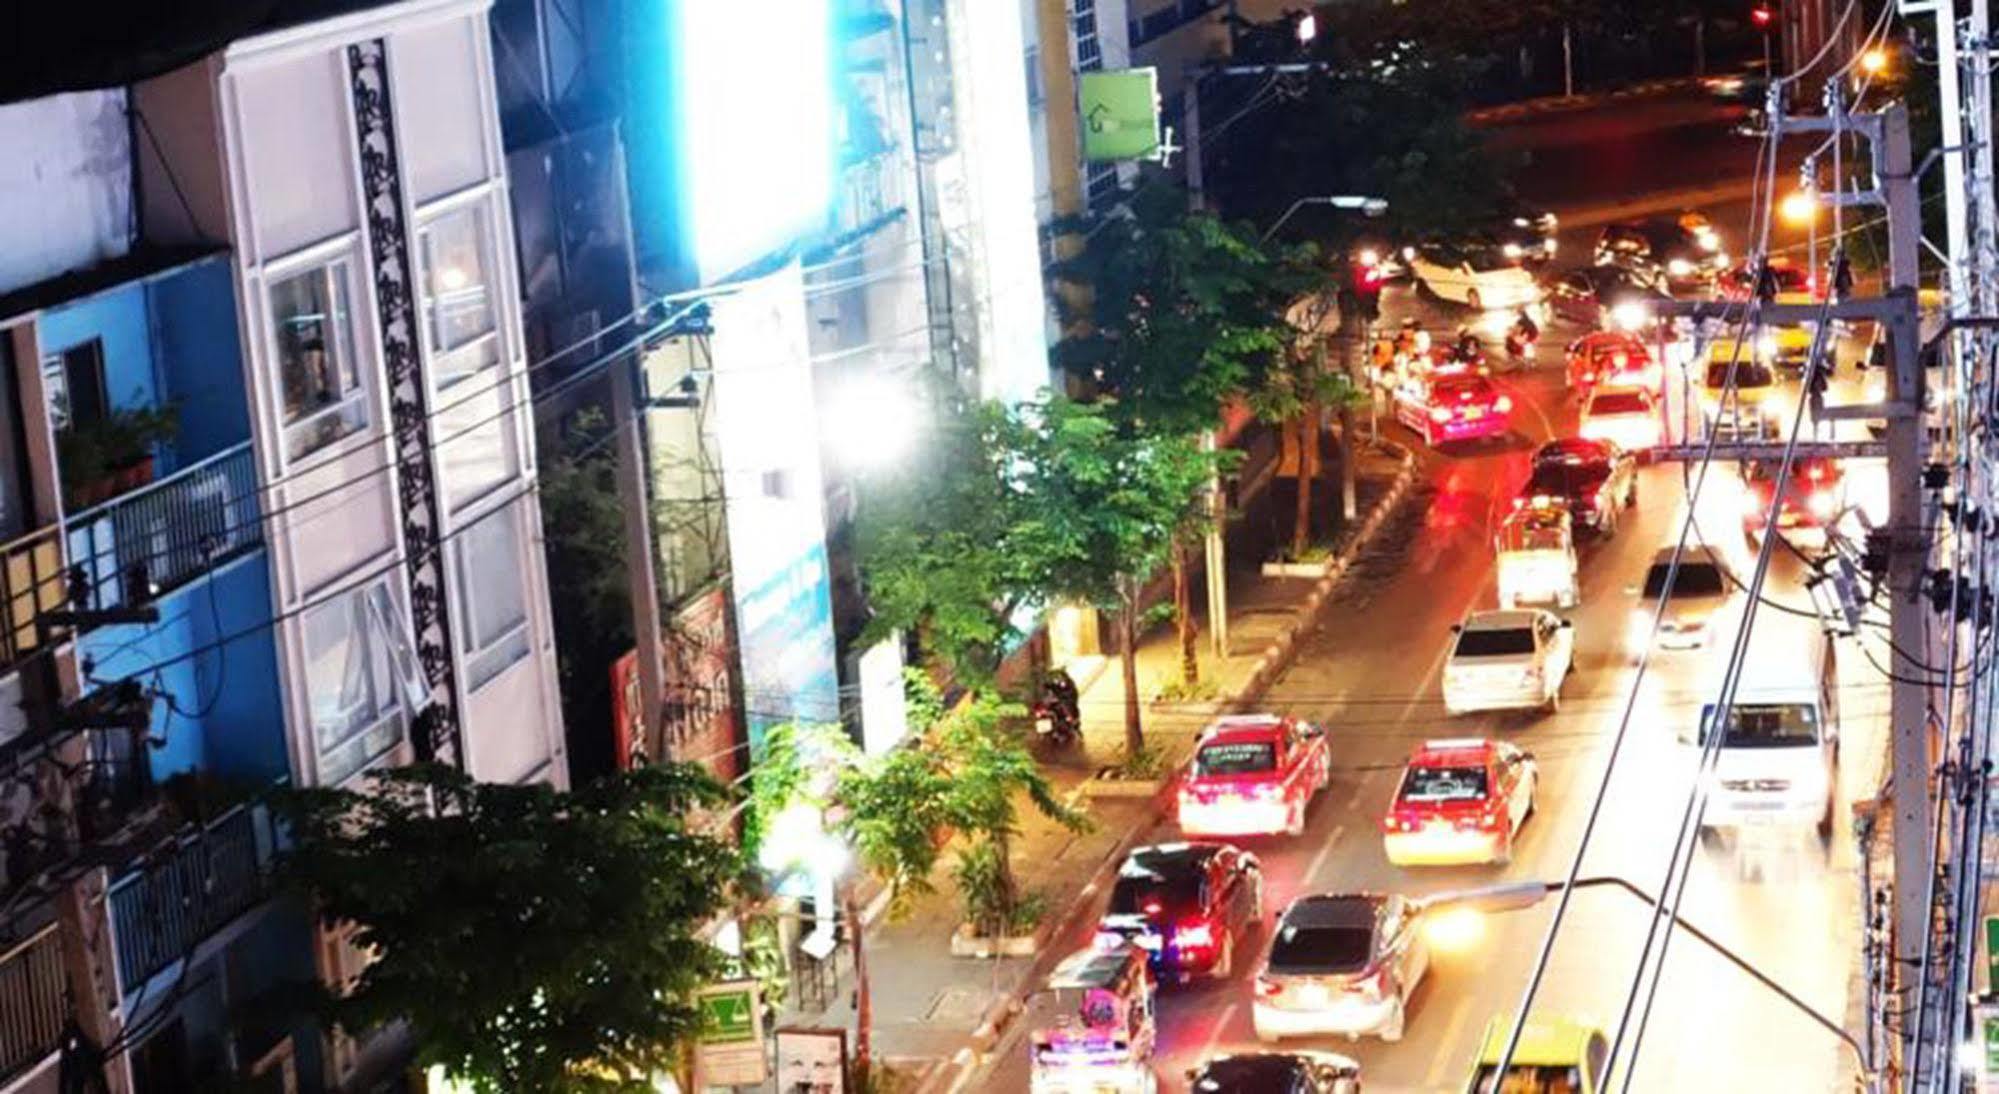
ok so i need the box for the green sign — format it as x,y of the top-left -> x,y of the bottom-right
1080,69 -> 1162,162
1987,916 -> 1999,996
700,985 -> 757,1043
1984,1007 -> 1999,1074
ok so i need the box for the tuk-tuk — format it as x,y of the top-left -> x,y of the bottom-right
1028,943 -> 1158,1093
1495,503 -> 1578,608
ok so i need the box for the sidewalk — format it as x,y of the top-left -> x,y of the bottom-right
770,437 -> 1420,1091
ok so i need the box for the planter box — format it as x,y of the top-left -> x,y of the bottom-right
949,921 -> 1045,959
1260,560 -> 1331,579
1079,769 -> 1167,800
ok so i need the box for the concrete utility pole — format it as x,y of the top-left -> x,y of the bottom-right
612,358 -> 667,768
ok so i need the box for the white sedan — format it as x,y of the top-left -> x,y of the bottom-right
1579,385 -> 1663,456
1407,248 -> 1543,312
1442,609 -> 1575,715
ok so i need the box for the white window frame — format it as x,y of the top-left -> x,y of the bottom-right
415,196 -> 503,392
450,502 -> 532,692
415,188 -> 520,513
264,237 -> 374,470
304,577 -> 423,787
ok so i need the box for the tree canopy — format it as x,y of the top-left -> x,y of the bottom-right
278,763 -> 740,1093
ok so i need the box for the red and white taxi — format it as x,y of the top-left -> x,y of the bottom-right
1741,456 -> 1845,533
1578,385 -> 1663,455
1564,331 -> 1659,395
1394,371 -> 1512,447
1380,738 -> 1539,867
1178,715 -> 1331,838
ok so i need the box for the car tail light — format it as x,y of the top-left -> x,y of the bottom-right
1520,666 -> 1544,686
1581,370 -> 1596,383
1346,966 -> 1389,999
1174,919 -> 1216,951
1250,783 -> 1283,803
1429,407 -> 1452,423
1142,900 -> 1164,916
1494,395 -> 1513,413
1256,976 -> 1283,999
1613,353 -> 1629,368
1382,810 -> 1422,833
1807,462 -> 1827,481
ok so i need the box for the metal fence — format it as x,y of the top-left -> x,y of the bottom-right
65,442 -> 261,616
0,924 -> 67,1085
108,802 -> 276,995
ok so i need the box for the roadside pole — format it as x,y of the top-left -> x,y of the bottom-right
612,358 -> 668,766
1184,72 -> 1229,658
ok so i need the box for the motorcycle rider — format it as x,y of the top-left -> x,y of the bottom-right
1505,308 -> 1540,360
1035,666 -> 1081,744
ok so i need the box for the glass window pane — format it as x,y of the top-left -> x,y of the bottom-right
437,380 -> 518,511
304,587 -> 392,756
271,264 -> 364,458
420,206 -> 498,388
455,507 -> 530,689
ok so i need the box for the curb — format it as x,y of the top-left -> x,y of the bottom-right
917,441 -> 1422,1094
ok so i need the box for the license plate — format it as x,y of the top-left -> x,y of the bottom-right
1298,984 -> 1329,1008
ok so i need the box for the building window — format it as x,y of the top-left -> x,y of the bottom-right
270,261 -> 366,463
418,203 -> 501,390
41,339 -> 107,433
1074,0 -> 1104,72
1025,47 -> 1045,107
1086,162 -> 1120,209
305,581 -> 411,786
452,505 -> 531,690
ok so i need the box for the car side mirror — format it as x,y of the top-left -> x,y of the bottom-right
1185,1070 -> 1202,1083
1450,623 -> 1463,634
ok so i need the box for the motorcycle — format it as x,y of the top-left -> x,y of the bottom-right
1505,316 -> 1541,362
1034,670 -> 1081,748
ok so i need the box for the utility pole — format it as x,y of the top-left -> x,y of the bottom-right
1183,71 -> 1229,657
612,357 -> 667,768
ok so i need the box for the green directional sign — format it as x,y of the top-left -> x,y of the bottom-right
1987,916 -> 1999,997
1079,69 -> 1162,162
696,980 -> 768,1085
700,985 -> 757,1043
1984,1006 -> 1999,1075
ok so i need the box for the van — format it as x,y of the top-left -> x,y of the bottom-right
1692,631 -> 1839,835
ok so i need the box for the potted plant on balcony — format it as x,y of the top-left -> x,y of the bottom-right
56,399 -> 179,509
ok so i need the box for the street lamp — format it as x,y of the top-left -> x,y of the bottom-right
1859,48 -> 1889,77
1260,195 -> 1390,244
1426,877 -> 1870,1078
1780,188 -> 1819,226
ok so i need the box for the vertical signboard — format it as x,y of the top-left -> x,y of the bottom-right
696,980 -> 768,1087
708,264 -> 841,756
775,1027 -> 849,1094
611,584 -> 743,785
1078,70 -> 1162,162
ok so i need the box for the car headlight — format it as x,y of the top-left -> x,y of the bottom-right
1359,247 -> 1380,266
1697,230 -> 1720,252
1611,302 -> 1649,330
1544,238 -> 1558,256
1756,335 -> 1778,359
1503,242 -> 1525,260
1668,258 -> 1694,277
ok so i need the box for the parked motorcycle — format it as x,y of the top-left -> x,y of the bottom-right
1034,669 -> 1081,748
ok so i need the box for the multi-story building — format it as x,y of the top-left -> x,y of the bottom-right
0,0 -> 567,1089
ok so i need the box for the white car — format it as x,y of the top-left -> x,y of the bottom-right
1579,385 -> 1663,455
1253,893 -> 1431,1043
1442,609 -> 1575,715
1407,248 -> 1543,311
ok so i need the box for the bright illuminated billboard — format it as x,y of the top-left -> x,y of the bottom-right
669,0 -> 838,283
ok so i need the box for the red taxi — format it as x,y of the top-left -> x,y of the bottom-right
1565,331 -> 1659,395
1380,738 -> 1539,867
1716,257 -> 1821,305
1741,456 -> 1844,533
1393,371 -> 1512,447
1178,715 -> 1330,838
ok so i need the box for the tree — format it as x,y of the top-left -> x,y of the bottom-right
1009,398 -> 1220,757
749,687 -> 1084,1078
1050,189 -> 1305,684
1248,288 -> 1371,558
277,763 -> 741,1093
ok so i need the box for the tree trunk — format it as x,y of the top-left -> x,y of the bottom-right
1172,540 -> 1198,685
1693,17 -> 1706,78
1339,402 -> 1358,523
1119,585 -> 1144,758
1292,407 -> 1317,559
844,884 -> 871,1075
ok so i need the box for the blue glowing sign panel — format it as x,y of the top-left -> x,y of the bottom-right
671,0 -> 837,282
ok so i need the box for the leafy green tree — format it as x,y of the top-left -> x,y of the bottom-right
1249,288 -> 1371,559
1008,398 -> 1220,756
535,411 -> 635,779
276,763 -> 740,1093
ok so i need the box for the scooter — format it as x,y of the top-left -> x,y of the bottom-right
1032,698 -> 1079,748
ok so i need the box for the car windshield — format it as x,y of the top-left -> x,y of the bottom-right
1469,1064 -> 1587,1094
1590,391 -> 1650,415
1705,358 -> 1775,388
1699,702 -> 1819,747
1194,741 -> 1276,776
1456,627 -> 1537,657
1501,522 -> 1568,552
1401,765 -> 1489,802
1267,923 -> 1373,974
1642,561 -> 1727,598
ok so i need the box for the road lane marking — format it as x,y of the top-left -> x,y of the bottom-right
1304,825 -> 1346,888
1424,990 -> 1479,1089
1196,1002 -> 1239,1065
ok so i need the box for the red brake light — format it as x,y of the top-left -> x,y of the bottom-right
1612,353 -> 1628,367
1256,977 -> 1283,999
1511,497 -> 1524,510
1347,966 -> 1390,998
1142,900 -> 1163,916
1174,920 -> 1216,951
1494,395 -> 1513,413
1582,371 -> 1596,383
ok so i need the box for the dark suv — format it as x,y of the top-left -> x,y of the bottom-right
1097,842 -> 1262,983
1515,438 -> 1638,534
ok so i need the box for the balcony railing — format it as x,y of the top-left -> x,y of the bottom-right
0,924 -> 67,1085
0,526 -> 65,671
65,442 -> 261,618
108,801 -> 277,995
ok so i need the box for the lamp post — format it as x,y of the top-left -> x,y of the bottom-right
1432,876 -> 1871,1083
1259,194 -> 1390,244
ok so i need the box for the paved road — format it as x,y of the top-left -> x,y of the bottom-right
985,95 -> 1893,1090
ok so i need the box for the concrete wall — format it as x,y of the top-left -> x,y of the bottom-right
152,256 -> 251,464
0,91 -> 132,295
36,284 -> 159,420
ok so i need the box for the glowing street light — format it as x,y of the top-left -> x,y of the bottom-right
823,372 -> 924,469
1859,48 -> 1889,77
1780,189 -> 1819,226
1296,13 -> 1317,44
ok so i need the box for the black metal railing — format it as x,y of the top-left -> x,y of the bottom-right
64,442 -> 260,618
74,727 -> 155,845
107,802 -> 276,995
0,924 -> 67,1084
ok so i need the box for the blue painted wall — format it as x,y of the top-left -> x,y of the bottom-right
37,281 -> 160,417
76,551 -> 285,784
152,256 -> 249,465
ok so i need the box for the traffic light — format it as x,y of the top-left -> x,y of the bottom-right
1750,4 -> 1775,30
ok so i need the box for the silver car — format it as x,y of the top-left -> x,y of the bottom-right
1628,545 -> 1739,658
1252,893 -> 1431,1044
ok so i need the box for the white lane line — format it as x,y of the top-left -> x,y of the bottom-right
1424,990 -> 1478,1089
1196,1002 -> 1239,1065
1304,825 -> 1346,888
